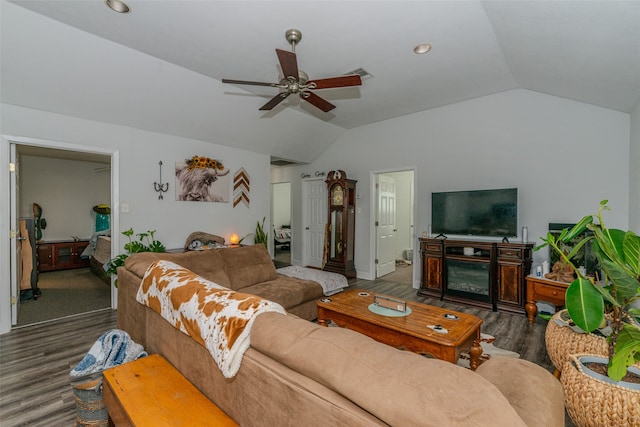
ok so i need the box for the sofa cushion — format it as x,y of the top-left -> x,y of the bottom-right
476,356 -> 565,427
219,245 -> 278,291
125,250 -> 231,287
252,312 -> 527,427
241,275 -> 323,310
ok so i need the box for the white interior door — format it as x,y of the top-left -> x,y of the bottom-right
303,179 -> 326,268
9,144 -> 20,325
376,174 -> 396,277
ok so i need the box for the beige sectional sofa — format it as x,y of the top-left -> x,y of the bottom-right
117,245 -> 565,426
119,244 -> 324,323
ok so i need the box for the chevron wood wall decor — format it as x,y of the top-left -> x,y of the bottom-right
233,168 -> 250,208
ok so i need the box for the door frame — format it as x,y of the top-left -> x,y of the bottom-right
1,135 -> 119,333
369,167 -> 418,287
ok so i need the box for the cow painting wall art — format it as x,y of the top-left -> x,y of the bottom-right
175,156 -> 230,202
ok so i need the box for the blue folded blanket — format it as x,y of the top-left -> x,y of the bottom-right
70,329 -> 147,379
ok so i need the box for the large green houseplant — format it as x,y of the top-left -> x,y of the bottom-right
104,228 -> 166,286
537,200 -> 640,381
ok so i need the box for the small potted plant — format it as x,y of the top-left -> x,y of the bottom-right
104,228 -> 166,286
239,217 -> 268,249
537,200 -> 640,425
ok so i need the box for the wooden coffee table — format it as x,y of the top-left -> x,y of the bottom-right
317,289 -> 484,370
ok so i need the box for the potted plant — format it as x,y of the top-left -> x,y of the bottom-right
104,228 -> 166,286
239,217 -> 268,249
539,200 -> 640,380
537,200 -> 640,425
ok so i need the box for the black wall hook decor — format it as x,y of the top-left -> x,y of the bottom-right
154,161 -> 169,200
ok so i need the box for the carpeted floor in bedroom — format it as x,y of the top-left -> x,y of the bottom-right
17,267 -> 111,326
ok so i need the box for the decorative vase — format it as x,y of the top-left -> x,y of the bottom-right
562,354 -> 640,427
545,310 -> 608,377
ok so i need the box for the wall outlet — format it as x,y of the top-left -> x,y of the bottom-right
121,203 -> 130,213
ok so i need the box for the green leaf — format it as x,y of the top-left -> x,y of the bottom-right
623,231 -> 640,277
565,277 -> 605,332
534,232 -> 554,252
557,228 -> 569,241
125,241 -> 145,253
600,256 -> 639,302
562,215 -> 593,242
591,226 -> 626,267
534,241 -> 549,252
253,217 -> 268,247
609,324 -> 640,381
607,228 -> 627,263
564,235 -> 595,269
148,241 -> 166,253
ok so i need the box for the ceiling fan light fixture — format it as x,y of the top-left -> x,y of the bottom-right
105,0 -> 130,13
413,43 -> 432,54
223,29 -> 363,114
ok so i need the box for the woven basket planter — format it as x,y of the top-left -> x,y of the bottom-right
72,377 -> 108,427
562,354 -> 640,427
545,310 -> 608,374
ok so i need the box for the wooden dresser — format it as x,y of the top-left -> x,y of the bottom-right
37,240 -> 90,272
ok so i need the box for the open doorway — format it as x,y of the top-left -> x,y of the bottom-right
12,144 -> 113,327
374,170 -> 415,285
271,182 -> 292,268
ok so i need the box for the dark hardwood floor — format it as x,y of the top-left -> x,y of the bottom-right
0,309 -> 117,426
0,269 -> 560,426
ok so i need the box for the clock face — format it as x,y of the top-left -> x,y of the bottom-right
332,185 -> 344,205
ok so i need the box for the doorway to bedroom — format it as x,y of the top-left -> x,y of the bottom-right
373,169 -> 415,285
13,145 -> 112,327
271,182 -> 292,268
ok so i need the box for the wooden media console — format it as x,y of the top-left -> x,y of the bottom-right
418,238 -> 533,315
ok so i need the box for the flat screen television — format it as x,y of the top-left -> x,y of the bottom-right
431,188 -> 518,238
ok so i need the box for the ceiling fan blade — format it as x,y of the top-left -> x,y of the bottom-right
259,92 -> 291,111
307,75 -> 362,90
301,91 -> 336,112
276,49 -> 299,80
222,79 -> 280,87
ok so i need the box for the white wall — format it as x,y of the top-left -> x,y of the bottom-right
283,89 -> 630,283
19,155 -> 111,240
630,100 -> 640,233
0,104 -> 271,334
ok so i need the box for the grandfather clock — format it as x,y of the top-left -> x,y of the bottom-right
324,170 -> 357,279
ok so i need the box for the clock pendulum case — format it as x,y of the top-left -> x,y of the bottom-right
323,170 -> 357,279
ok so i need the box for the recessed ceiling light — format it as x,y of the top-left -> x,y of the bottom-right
105,0 -> 130,13
414,44 -> 432,54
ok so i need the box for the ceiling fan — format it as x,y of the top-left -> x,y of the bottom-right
222,29 -> 362,113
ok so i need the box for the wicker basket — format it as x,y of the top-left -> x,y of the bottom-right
545,310 -> 608,374
72,378 -> 108,427
562,354 -> 640,427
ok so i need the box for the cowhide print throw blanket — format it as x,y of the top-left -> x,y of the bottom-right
137,260 -> 286,378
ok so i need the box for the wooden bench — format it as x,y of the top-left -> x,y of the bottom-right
102,354 -> 237,427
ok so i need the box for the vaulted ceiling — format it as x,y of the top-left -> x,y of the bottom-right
2,1 -> 639,163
